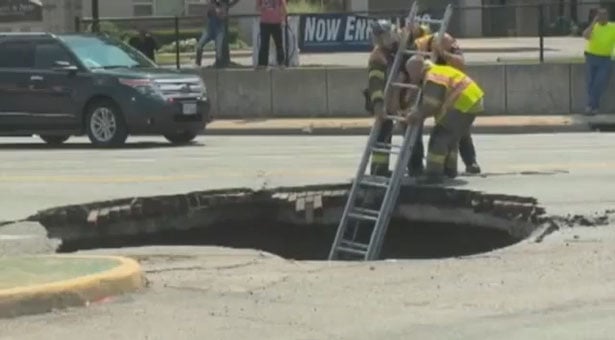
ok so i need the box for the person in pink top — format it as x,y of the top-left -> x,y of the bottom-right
256,0 -> 287,67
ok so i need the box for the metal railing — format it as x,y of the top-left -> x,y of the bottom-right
74,1 -> 615,67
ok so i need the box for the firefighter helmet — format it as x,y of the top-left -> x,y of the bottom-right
370,19 -> 398,49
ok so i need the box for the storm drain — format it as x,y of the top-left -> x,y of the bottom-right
28,183 -> 546,261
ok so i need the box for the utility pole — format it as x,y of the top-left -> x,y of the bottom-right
91,0 -> 100,32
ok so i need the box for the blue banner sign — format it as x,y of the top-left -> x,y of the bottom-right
297,11 -> 445,53
298,13 -> 381,53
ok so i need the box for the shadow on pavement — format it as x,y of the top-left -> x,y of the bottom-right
444,178 -> 469,187
0,142 -> 204,150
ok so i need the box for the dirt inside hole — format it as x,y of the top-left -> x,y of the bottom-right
58,219 -> 521,260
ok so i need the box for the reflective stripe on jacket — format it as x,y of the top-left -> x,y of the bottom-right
424,64 -> 484,113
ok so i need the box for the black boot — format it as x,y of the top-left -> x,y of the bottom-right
465,162 -> 481,175
444,167 -> 458,179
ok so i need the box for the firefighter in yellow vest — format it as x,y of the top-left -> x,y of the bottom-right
406,28 -> 482,176
403,55 -> 484,184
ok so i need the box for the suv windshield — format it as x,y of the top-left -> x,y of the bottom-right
59,34 -> 157,70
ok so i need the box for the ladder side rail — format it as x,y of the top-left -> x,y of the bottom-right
327,119 -> 381,260
431,4 -> 453,61
366,86 -> 423,260
328,1 -> 420,261
382,3 -> 418,103
362,2 -> 421,260
367,3 -> 455,260
369,119 -> 423,260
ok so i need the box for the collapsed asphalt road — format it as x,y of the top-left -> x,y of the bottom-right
10,181 -> 614,261
1,133 -> 615,257
19,183 -> 541,259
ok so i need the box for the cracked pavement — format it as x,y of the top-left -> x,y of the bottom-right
1,133 -> 615,338
3,232 -> 615,340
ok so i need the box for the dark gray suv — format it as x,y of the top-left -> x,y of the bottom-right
0,32 -> 211,147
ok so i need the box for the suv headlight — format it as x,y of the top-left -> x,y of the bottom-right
119,78 -> 164,98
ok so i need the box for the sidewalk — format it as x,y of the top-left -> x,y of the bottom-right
206,115 -> 598,136
0,255 -> 144,318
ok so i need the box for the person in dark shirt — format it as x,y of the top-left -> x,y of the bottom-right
129,28 -> 159,62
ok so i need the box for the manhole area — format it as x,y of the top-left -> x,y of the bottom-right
58,219 -> 520,260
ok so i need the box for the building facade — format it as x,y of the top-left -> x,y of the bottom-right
0,0 -> 81,33
0,0 -> 604,37
80,0 -> 255,18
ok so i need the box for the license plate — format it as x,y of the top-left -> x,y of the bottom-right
182,102 -> 197,115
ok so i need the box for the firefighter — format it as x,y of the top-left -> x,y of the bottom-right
406,25 -> 482,176
403,55 -> 484,184
364,19 -> 402,177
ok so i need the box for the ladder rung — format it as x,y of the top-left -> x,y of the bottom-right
415,18 -> 444,25
340,240 -> 369,251
385,115 -> 405,122
391,82 -> 420,89
353,207 -> 380,218
404,50 -> 432,56
359,175 -> 390,188
374,142 -> 401,149
348,212 -> 378,222
372,147 -> 399,155
336,246 -> 367,257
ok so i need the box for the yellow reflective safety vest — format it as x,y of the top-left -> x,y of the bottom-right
424,64 -> 484,114
585,22 -> 615,57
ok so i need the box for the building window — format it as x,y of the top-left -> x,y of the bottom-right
185,0 -> 207,16
133,0 -> 155,17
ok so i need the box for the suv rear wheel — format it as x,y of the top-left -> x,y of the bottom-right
164,131 -> 198,145
39,135 -> 70,145
85,100 -> 128,147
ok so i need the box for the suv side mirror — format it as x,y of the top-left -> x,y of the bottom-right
53,60 -> 78,73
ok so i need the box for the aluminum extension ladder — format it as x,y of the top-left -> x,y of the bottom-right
328,2 -> 454,261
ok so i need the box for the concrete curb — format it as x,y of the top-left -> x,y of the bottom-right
204,123 -> 593,136
0,255 -> 145,318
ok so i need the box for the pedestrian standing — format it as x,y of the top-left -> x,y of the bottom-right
195,0 -> 225,66
256,0 -> 287,68
582,7 -> 615,115
129,27 -> 159,62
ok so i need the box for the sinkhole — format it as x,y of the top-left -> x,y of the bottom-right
57,220 -> 520,260
31,183 -> 546,261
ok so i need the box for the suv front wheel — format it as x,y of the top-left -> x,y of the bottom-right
164,131 -> 198,145
85,100 -> 128,147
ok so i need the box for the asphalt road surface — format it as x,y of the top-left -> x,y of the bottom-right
1,132 -> 615,339
1,133 -> 614,220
